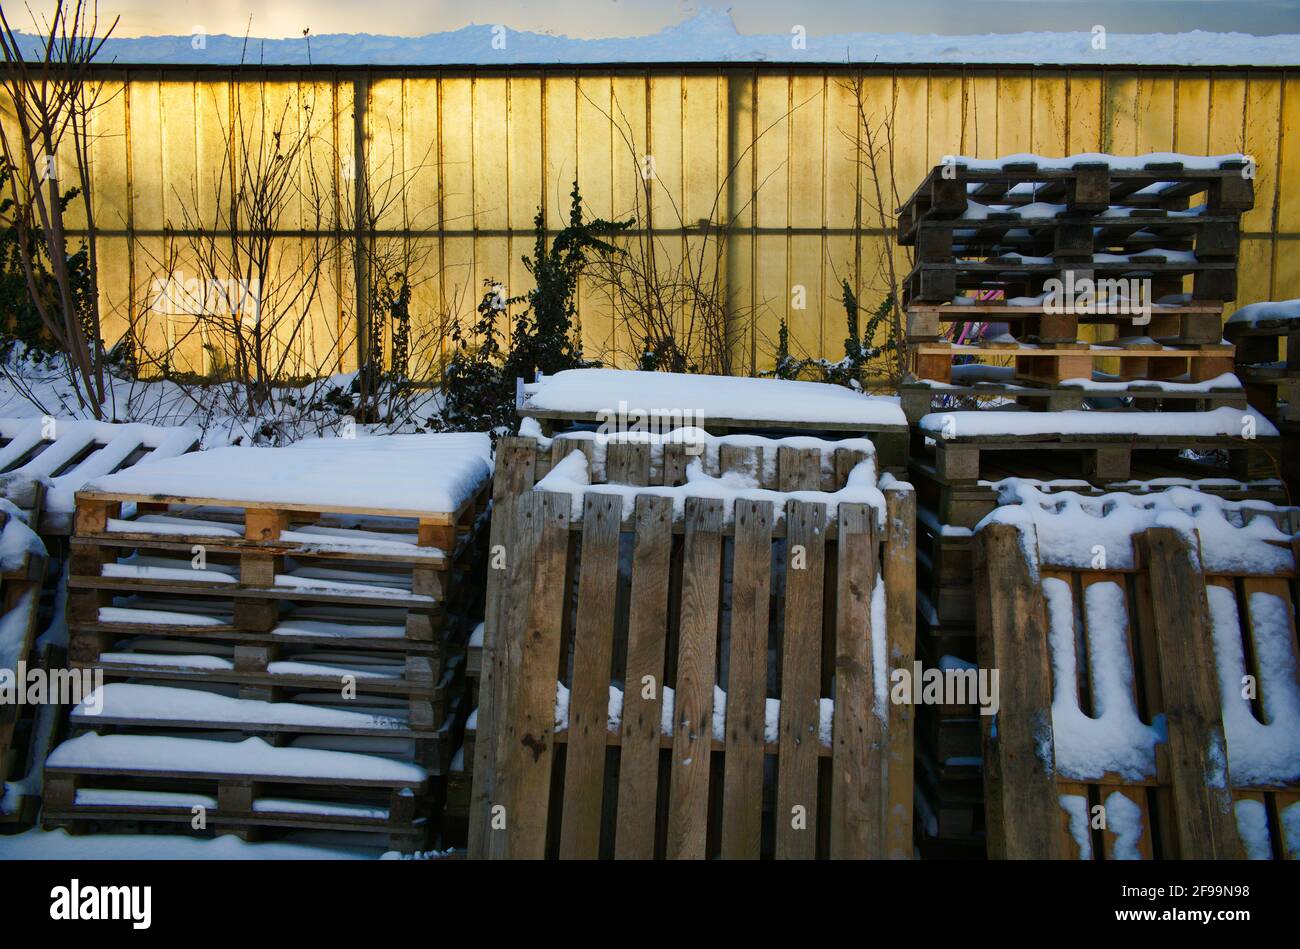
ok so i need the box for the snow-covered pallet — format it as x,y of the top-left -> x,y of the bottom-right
898,155 -> 1254,243
469,436 -> 916,859
42,732 -> 432,850
899,375 -> 1248,424
0,507 -> 48,807
0,419 -> 200,536
517,368 -> 910,473
911,339 -> 1237,387
1224,305 -> 1299,426
65,682 -> 456,773
912,407 -> 1279,486
906,303 -> 1228,348
904,255 -> 1241,306
975,519 -> 1299,859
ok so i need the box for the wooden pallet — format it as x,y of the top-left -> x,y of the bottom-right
469,436 -> 917,859
912,340 -> 1236,386
42,733 -> 432,851
0,511 -> 48,795
912,428 -> 1279,487
903,255 -> 1240,306
898,159 -> 1254,243
1224,319 -> 1299,424
900,376 -> 1246,423
975,522 -> 1299,859
909,211 -> 1244,263
912,460 -> 1289,530
0,418 -> 201,537
905,303 -> 1226,346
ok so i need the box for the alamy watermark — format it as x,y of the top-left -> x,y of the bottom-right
0,663 -> 103,713
1043,272 -> 1152,326
150,269 -> 261,326
594,401 -> 707,456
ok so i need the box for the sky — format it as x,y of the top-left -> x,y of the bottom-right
28,0 -> 1300,40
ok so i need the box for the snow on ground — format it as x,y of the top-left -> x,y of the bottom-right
82,432 -> 492,514
523,368 -> 906,427
15,10 -> 1300,66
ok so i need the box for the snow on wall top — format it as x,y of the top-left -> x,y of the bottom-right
1226,298 -> 1300,328
19,11 -> 1299,67
81,432 -> 493,515
523,368 -> 906,428
0,417 -> 201,517
918,406 -> 1279,439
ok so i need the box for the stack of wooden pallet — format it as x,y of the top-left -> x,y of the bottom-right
40,438 -> 491,852
1225,301 -> 1299,497
896,153 -> 1288,857
898,154 -> 1254,423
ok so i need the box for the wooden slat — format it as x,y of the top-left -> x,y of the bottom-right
775,499 -> 826,859
720,497 -> 773,859
882,486 -> 917,859
665,497 -> 724,859
605,441 -> 650,486
495,490 -> 571,859
777,447 -> 822,491
469,437 -> 536,858
828,502 -> 881,858
557,493 -> 622,858
614,495 -> 674,859
974,521 -> 1067,859
1138,527 -> 1245,860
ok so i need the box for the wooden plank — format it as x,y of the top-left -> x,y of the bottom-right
470,438 -> 537,857
614,495 -> 674,859
720,497 -> 773,859
829,502 -> 881,859
496,490 -> 571,859
778,447 -> 822,491
1138,527 -> 1245,859
775,499 -> 826,859
665,497 -> 724,859
557,493 -> 622,858
973,521 -> 1066,859
605,441 -> 650,486
882,486 -> 917,859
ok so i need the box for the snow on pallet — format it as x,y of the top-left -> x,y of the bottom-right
0,418 -> 200,535
0,502 -> 48,806
912,406 -> 1279,485
974,512 -> 1299,859
42,732 -> 431,849
469,435 -> 916,859
67,683 -> 456,773
898,153 -> 1254,241
1225,300 -> 1299,425
517,369 -> 909,471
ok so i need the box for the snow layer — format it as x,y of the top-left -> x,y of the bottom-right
1207,587 -> 1300,786
1235,799 -> 1272,860
981,481 -> 1295,575
535,448 -> 888,528
0,498 -> 45,573
83,432 -> 492,515
47,733 -> 426,783
75,683 -> 407,731
1045,578 -> 1163,781
1226,299 -> 1300,329
22,11 -> 1300,66
919,406 -> 1278,439
954,152 -> 1246,172
523,368 -> 905,427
